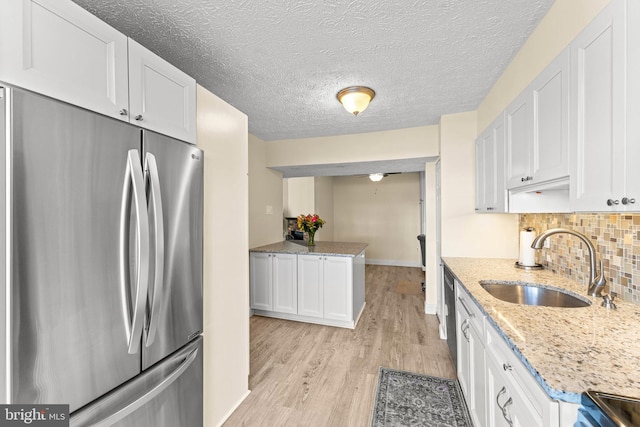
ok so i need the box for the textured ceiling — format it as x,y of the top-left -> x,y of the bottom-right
72,0 -> 554,141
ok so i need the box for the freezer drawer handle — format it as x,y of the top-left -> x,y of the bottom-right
119,149 -> 150,355
90,347 -> 199,427
144,152 -> 164,347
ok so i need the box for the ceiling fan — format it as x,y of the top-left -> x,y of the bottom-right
357,172 -> 401,182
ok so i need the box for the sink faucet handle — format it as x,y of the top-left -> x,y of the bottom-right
601,293 -> 617,310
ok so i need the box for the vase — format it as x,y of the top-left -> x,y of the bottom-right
307,230 -> 316,246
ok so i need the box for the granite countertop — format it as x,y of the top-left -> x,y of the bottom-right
442,257 -> 640,404
250,241 -> 368,257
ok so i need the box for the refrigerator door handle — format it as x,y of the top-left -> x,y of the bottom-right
89,346 -> 199,427
144,152 -> 164,347
119,149 -> 150,355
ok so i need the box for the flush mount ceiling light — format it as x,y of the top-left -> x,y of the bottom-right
336,86 -> 376,116
369,173 -> 384,182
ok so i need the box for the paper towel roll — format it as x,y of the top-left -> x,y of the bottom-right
519,228 -> 536,266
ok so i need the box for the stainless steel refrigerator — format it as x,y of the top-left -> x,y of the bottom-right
0,85 -> 203,426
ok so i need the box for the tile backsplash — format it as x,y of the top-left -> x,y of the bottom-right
520,213 -> 640,304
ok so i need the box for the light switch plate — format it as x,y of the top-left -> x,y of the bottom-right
266,205 -> 273,215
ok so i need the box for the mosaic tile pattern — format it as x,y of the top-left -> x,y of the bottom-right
520,213 -> 640,304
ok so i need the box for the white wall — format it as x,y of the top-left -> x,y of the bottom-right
314,176 -> 335,241
284,177 -> 314,218
440,111 -> 519,258
197,85 -> 250,426
267,125 -> 439,167
333,173 -> 422,266
249,133 -> 285,248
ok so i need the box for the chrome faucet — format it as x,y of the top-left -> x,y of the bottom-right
531,228 -> 607,297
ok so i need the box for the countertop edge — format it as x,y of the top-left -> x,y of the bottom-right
250,241 -> 368,257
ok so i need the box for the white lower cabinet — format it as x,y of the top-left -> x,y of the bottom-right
249,252 -> 297,314
297,254 -> 324,318
485,324 -> 559,427
456,284 -> 559,427
250,251 -> 364,329
456,285 -> 487,427
297,254 -> 353,322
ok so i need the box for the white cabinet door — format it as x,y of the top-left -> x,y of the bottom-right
250,253 -> 273,311
272,253 -> 297,314
532,49 -> 569,183
506,90 -> 532,189
486,348 -> 542,427
469,324 -> 487,427
456,286 -> 487,427
323,256 -> 352,322
570,0 -> 627,211
476,113 -> 507,213
128,39 -> 197,144
297,255 -> 324,318
0,0 -> 129,120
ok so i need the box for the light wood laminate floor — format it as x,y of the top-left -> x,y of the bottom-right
223,265 -> 456,426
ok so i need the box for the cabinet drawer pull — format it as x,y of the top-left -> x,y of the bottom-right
622,197 -> 636,205
119,108 -> 128,116
135,114 -> 144,121
458,297 -> 475,318
503,363 -> 512,371
607,198 -> 619,206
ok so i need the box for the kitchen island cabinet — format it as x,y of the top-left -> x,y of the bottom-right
250,241 -> 367,329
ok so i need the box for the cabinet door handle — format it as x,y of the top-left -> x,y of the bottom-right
503,363 -> 512,371
119,108 -> 128,116
622,197 -> 636,205
607,199 -> 619,206
496,386 -> 514,426
135,114 -> 144,121
460,319 -> 470,341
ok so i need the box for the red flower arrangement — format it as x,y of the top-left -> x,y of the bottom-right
297,214 -> 325,245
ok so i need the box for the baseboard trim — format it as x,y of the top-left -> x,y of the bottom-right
213,389 -> 251,427
424,303 -> 437,315
365,259 -> 422,268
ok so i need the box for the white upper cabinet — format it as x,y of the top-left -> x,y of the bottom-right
476,113 -> 506,213
0,0 -> 197,144
506,49 -> 569,190
532,49 -> 570,184
570,0 -> 640,211
506,90 -> 532,189
0,0 -> 129,121
128,39 -> 196,144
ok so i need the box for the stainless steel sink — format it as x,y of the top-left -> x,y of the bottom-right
479,281 -> 591,308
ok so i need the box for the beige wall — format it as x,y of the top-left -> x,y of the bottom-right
477,0 -> 612,132
334,173 -> 422,266
249,133 -> 285,248
197,85 -> 250,427
284,177 -> 314,218
266,125 -> 439,167
440,111 -> 519,258
314,176 -> 335,241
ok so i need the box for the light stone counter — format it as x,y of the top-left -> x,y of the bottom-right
250,240 -> 368,257
443,257 -> 640,404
